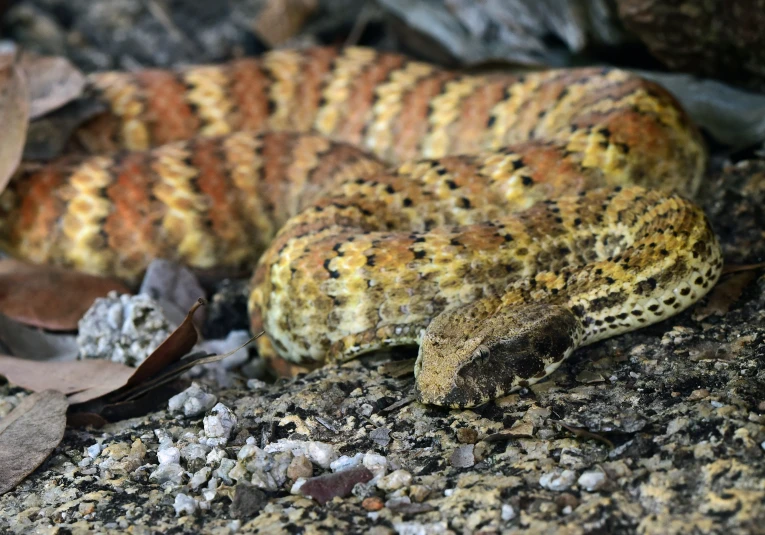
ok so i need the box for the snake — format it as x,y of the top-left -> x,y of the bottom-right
0,47 -> 722,407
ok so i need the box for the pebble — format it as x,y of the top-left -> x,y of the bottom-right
77,292 -> 171,366
149,463 -> 185,485
501,504 -> 516,521
577,470 -> 607,491
157,446 -> 180,465
450,445 -> 475,468
263,439 -> 337,469
173,493 -> 197,516
290,478 -> 307,494
331,453 -> 364,472
168,383 -> 218,418
189,467 -> 211,490
362,496 -> 385,511
539,470 -> 577,491
202,403 -> 237,446
377,469 -> 412,491
408,485 -> 431,503
287,455 -> 314,480
86,443 -> 102,458
362,453 -> 388,480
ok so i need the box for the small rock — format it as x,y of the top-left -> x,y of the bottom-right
77,292 -> 172,366
86,443 -> 102,458
331,453 -> 363,472
287,455 -> 314,480
168,383 -> 218,418
290,478 -> 307,494
307,442 -> 337,469
215,458 -> 237,485
157,446 -> 180,465
173,493 -> 197,516
408,485 -> 431,503
540,469 -> 577,491
501,503 -> 516,521
363,453 -> 388,480
456,427 -> 478,444
300,466 -> 374,505
362,496 -> 385,511
203,403 -> 237,446
230,482 -> 266,519
189,467 -> 211,490
450,445 -> 475,468
578,470 -> 607,491
369,427 -> 391,447
149,463 -> 185,485
377,469 -> 412,491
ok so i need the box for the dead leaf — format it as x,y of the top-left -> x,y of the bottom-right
0,261 -> 130,330
252,0 -> 318,46
0,313 -> 78,361
19,53 -> 86,120
721,262 -> 765,275
0,50 -> 30,196
0,390 -> 67,495
694,271 -> 758,321
0,355 -> 133,399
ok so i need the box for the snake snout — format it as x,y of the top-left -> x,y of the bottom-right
416,303 -> 582,408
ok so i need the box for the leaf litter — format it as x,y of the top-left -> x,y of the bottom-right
0,390 -> 67,495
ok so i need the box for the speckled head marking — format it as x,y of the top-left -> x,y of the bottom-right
415,302 -> 582,408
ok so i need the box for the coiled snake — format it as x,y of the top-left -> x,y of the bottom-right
0,47 -> 722,407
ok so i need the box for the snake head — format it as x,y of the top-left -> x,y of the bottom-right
414,302 -> 581,408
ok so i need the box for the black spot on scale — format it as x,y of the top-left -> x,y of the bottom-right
635,277 -> 657,295
445,180 -> 459,190
385,184 -> 395,194
694,276 -> 704,285
521,175 -> 534,186
486,115 -> 496,128
460,197 -> 472,209
512,159 -> 524,171
323,258 -> 341,279
450,238 -> 462,247
663,296 -> 676,305
366,255 -> 376,267
436,167 -> 448,176
647,304 -> 659,312
403,198 -> 413,207
413,250 -> 427,260
680,287 -> 691,296
332,243 -> 344,256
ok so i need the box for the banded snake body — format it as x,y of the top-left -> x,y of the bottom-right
0,47 -> 722,407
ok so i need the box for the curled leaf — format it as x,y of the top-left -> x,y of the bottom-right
0,51 -> 29,196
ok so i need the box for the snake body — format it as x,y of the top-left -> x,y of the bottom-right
0,47 -> 721,406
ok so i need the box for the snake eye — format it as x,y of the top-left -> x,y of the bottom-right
470,344 -> 491,363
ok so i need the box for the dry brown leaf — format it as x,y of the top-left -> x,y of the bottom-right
0,313 -> 78,361
0,51 -> 30,196
252,0 -> 318,46
721,262 -> 765,275
0,390 -> 67,495
0,261 -> 131,330
0,355 -> 133,399
19,52 -> 86,120
694,271 -> 759,321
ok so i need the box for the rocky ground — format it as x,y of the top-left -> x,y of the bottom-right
1,1 -> 764,534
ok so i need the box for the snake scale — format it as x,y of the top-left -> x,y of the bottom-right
0,47 -> 722,407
